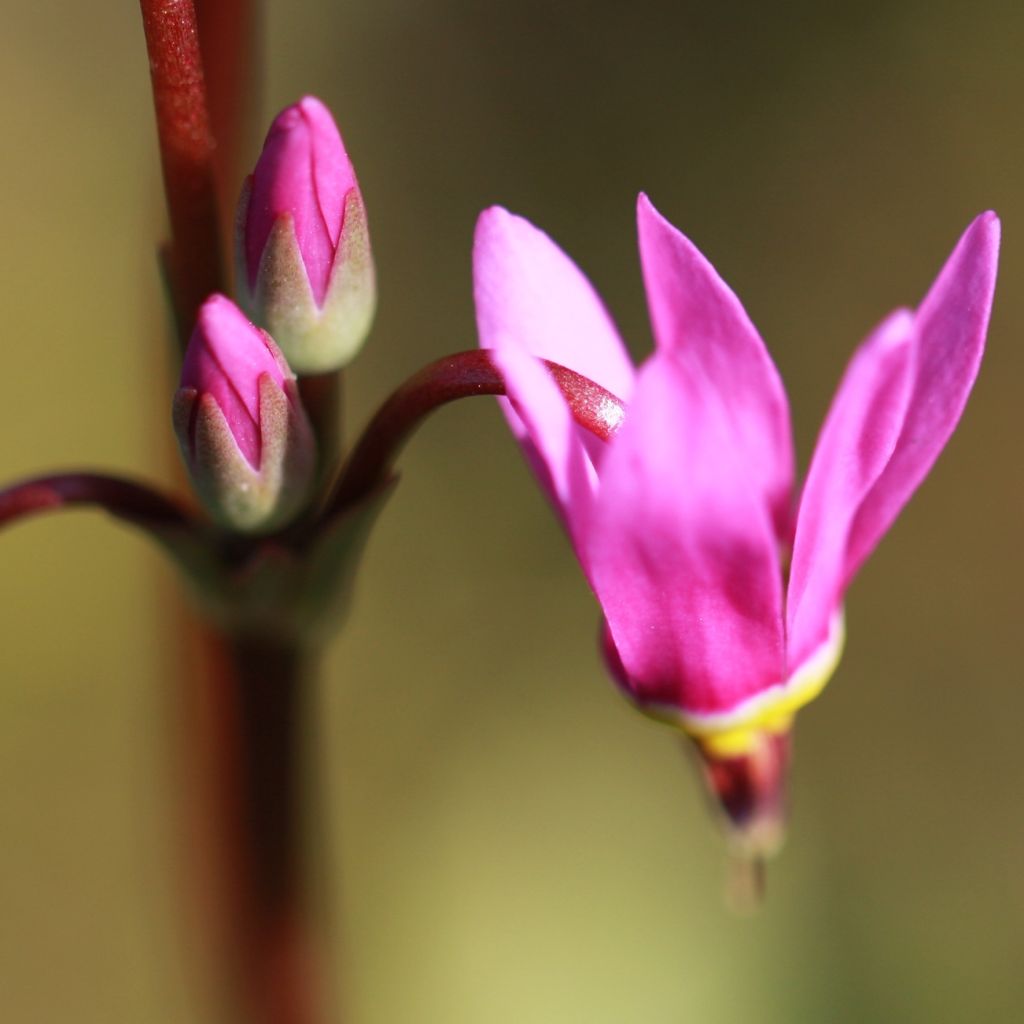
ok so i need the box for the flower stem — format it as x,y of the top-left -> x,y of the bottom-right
194,0 -> 262,251
189,627 -> 328,1024
299,372 -> 345,499
137,6 -> 330,1021
139,0 -> 224,342
0,471 -> 200,541
325,349 -> 625,518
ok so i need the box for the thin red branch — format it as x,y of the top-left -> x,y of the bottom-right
139,0 -> 224,340
325,349 -> 626,518
0,471 -> 199,537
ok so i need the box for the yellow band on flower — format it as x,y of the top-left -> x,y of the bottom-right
639,611 -> 846,757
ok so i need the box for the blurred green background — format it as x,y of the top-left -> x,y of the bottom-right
1,1 -> 1022,1020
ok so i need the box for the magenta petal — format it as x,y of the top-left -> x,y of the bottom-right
636,194 -> 795,537
585,352 -> 785,718
473,207 -> 635,401
787,311 -> 915,669
491,346 -> 597,548
843,212 -> 1001,580
298,96 -> 351,251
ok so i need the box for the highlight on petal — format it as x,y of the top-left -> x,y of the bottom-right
844,211 -> 1000,579
636,194 -> 794,536
490,345 -> 597,549
786,310 -> 916,669
585,352 -> 785,720
473,207 -> 635,400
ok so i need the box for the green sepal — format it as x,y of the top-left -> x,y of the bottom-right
237,185 -> 376,375
173,374 -> 316,534
182,480 -> 395,641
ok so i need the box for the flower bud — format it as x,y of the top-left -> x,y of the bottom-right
236,96 -> 375,374
173,295 -> 316,533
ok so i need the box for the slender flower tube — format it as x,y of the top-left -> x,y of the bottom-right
236,95 -> 375,374
174,294 -> 316,533
474,198 -> 999,849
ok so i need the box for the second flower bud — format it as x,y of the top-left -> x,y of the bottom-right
174,295 -> 316,533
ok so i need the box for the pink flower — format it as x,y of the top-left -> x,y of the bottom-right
174,295 -> 315,533
474,197 -> 999,765
236,96 -> 375,374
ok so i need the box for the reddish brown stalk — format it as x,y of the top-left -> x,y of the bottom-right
0,471 -> 198,536
139,8 -> 330,1023
139,0 -> 224,340
195,0 -> 262,259
326,349 -> 626,518
188,628 -> 326,1024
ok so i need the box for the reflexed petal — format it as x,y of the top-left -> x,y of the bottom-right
473,207 -> 635,400
586,352 -> 785,718
491,346 -> 598,549
636,194 -> 795,536
845,212 -> 1000,578
787,311 -> 915,669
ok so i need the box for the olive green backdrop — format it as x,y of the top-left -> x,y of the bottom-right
1,1 -> 1021,1021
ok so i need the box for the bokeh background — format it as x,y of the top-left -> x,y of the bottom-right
1,1 -> 1022,1020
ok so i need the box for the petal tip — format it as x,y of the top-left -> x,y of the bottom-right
966,209 -> 1001,250
954,211 -> 1002,268
876,306 -> 916,343
636,191 -> 671,234
474,205 -> 526,245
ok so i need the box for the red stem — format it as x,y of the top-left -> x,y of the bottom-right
139,0 -> 224,341
0,471 -> 199,536
138,8 -> 335,1022
191,628 -> 326,1024
325,349 -> 626,518
195,0 -> 261,260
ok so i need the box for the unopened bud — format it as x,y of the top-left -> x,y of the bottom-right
236,96 -> 375,374
173,295 -> 316,533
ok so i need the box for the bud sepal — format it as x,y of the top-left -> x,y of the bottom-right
174,295 -> 317,534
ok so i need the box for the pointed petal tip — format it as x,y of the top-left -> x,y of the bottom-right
975,208 -> 1000,231
962,209 -> 1001,252
295,94 -> 344,141
921,209 -> 1002,315
942,211 -> 1001,280
476,203 -> 516,226
472,205 -> 635,395
636,191 -> 678,239
635,192 -> 712,277
832,207 -> 999,591
871,307 -> 916,347
473,205 -> 528,249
